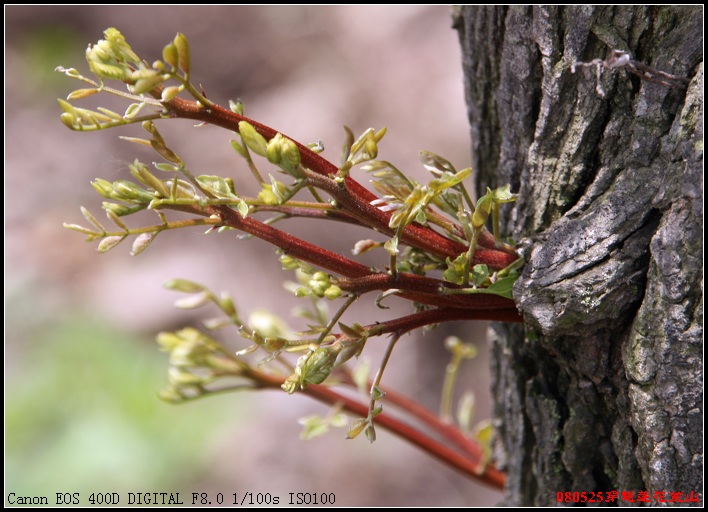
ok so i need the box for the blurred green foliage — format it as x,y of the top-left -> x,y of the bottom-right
19,25 -> 84,93
5,314 -> 244,497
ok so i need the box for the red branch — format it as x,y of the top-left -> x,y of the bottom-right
191,201 -> 521,320
130,84 -> 519,490
163,96 -> 517,269
249,370 -> 505,489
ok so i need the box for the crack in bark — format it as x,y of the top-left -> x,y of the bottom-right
456,5 -> 702,505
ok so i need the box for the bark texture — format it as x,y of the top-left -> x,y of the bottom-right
454,6 -> 702,506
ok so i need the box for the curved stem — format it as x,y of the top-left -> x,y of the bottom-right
347,374 -> 493,478
166,201 -> 522,316
246,370 -> 505,489
160,95 -> 518,269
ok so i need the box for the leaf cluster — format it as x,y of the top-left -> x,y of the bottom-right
57,28 -> 521,485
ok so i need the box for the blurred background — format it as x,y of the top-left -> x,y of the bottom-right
5,6 -> 501,506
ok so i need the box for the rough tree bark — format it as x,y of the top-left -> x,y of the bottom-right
453,6 -> 702,506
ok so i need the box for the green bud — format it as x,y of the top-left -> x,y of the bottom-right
295,287 -> 311,298
153,179 -> 192,202
202,317 -> 232,331
91,42 -> 113,62
374,126 -> 387,142
103,202 -> 138,216
370,387 -> 386,402
311,282 -> 328,298
311,271 -> 329,284
338,322 -> 367,340
124,102 -> 146,119
257,183 -> 279,205
162,42 -> 179,69
281,374 -> 300,394
196,175 -> 238,199
299,346 -> 339,387
365,425 -> 377,443
490,184 -> 516,203
166,328 -> 218,368
168,343 -> 195,368
229,99 -> 244,115
168,366 -> 203,386
130,161 -> 171,197
335,343 -> 363,366
57,98 -> 76,115
473,194 -> 493,230
238,121 -> 268,157
279,254 -> 299,271
67,88 -> 100,100
217,293 -> 237,316
444,336 -> 462,352
264,337 -> 287,352
173,33 -> 190,75
55,66 -> 80,78
384,237 -> 399,256
156,331 -> 183,351
269,176 -> 289,203
248,310 -> 291,339
443,253 -> 467,284
266,133 -> 301,175
352,239 -> 380,256
161,86 -> 181,102
164,278 -> 206,293
230,139 -> 248,158
97,235 -> 124,253
112,180 -> 154,203
96,107 -> 122,121
149,141 -> 183,165
324,285 -> 342,300
80,206 -> 104,231
130,231 -> 158,256
470,264 -> 491,287
129,71 -> 169,95
151,162 -> 178,173
234,344 -> 259,357
103,28 -> 140,64
105,209 -> 127,230
364,134 -> 378,160
420,150 -> 457,176
237,199 -> 249,218
307,140 -> 324,153
346,418 -> 368,439
60,112 -> 77,129
298,414 -> 331,440
88,59 -> 128,81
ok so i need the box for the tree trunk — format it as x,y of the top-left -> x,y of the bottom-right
454,6 -> 702,506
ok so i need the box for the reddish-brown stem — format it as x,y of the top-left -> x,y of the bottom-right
351,378 -> 493,473
162,96 -> 518,269
194,202 -> 522,318
163,200 -> 521,318
303,384 -> 506,490
302,170 -> 518,269
361,307 -> 523,335
136,84 -> 516,492
205,203 -> 372,278
247,370 -> 505,489
251,204 -> 362,225
337,273 -> 519,312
